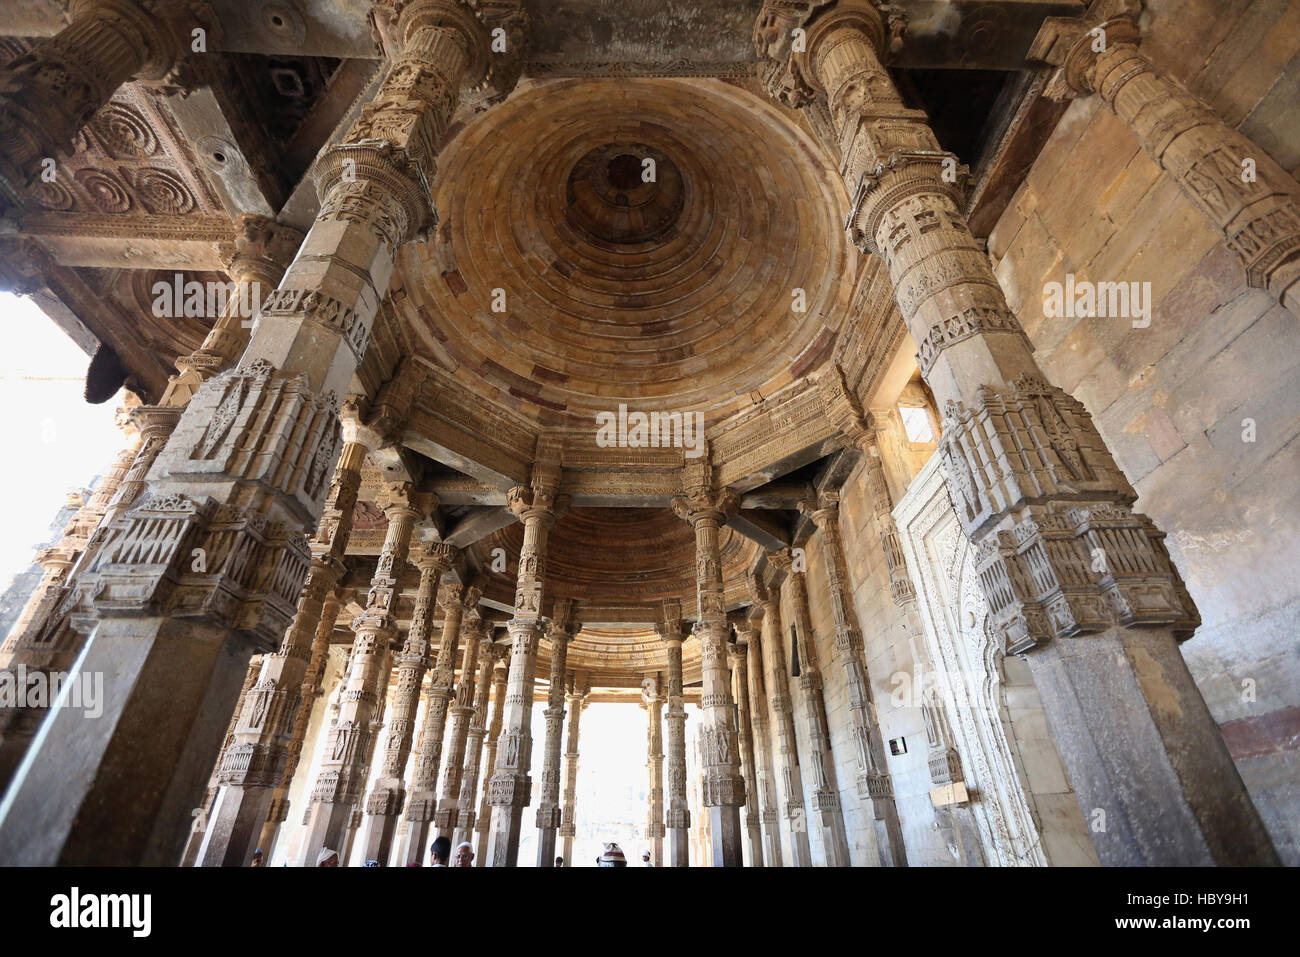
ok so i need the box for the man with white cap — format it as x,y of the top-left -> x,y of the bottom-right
597,843 -> 627,867
641,851 -> 653,867
316,847 -> 339,867
453,842 -> 475,867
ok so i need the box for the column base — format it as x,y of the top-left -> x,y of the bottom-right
395,815 -> 433,867
667,826 -> 689,866
536,825 -> 557,866
299,800 -> 354,866
0,616 -> 255,866
356,809 -> 401,866
487,802 -> 525,866
197,782 -> 275,867
1027,626 -> 1279,865
708,804 -> 745,867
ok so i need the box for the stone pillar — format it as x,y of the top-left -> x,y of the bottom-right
657,609 -> 691,867
641,674 -> 665,867
179,652 -> 262,865
257,586 -> 347,859
0,216 -> 303,800
769,552 -> 852,866
744,616 -> 783,866
754,0 -> 1275,866
393,563 -> 471,865
486,449 -> 563,867
535,608 -> 575,866
0,0 -> 194,207
159,216 -> 307,409
193,436 -> 369,867
452,631 -> 499,849
0,1 -> 497,864
671,463 -> 745,867
473,649 -> 510,866
748,572 -> 812,866
558,672 -> 588,866
358,543 -> 452,865
729,626 -> 763,867
822,385 -> 986,866
299,484 -> 422,865
1030,11 -> 1300,313
804,494 -> 907,866
433,609 -> 487,842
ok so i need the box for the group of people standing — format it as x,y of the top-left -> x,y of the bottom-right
279,838 -> 650,867
305,835 -> 475,867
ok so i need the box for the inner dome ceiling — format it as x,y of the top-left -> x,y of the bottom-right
393,77 -> 854,430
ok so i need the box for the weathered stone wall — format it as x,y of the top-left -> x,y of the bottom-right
988,0 -> 1300,863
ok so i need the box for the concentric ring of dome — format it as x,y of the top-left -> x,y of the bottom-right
469,506 -> 756,615
395,77 -> 852,428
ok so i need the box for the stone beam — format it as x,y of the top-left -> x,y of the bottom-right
444,507 -> 517,548
891,0 -> 1086,70
966,69 -> 1072,237
739,480 -> 816,510
426,475 -> 507,506
162,83 -> 278,218
404,367 -> 537,491
725,508 -> 792,552
712,382 -> 843,492
14,216 -> 233,270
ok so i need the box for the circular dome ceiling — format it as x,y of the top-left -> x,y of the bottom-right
395,77 -> 851,428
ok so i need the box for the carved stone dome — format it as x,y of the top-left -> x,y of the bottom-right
393,77 -> 853,429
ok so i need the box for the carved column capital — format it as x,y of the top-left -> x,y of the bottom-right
225,214 -> 306,286
1028,8 -> 1144,102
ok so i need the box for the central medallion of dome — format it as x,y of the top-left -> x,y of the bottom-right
565,143 -> 685,246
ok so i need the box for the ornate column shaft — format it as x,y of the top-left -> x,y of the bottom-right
771,551 -> 852,866
0,0 -> 194,208
558,672 -> 588,865
657,609 -> 691,867
753,0 -> 1272,866
299,483 -> 421,865
535,608 -> 574,866
359,542 -> 453,865
473,650 -> 510,865
729,628 -> 765,866
193,438 -> 368,866
161,216 -> 307,408
672,463 -> 745,867
745,617 -> 783,866
257,585 -> 347,859
452,634 -> 499,849
178,652 -> 262,865
1031,11 -> 1300,312
642,675 -> 666,867
487,450 -> 562,867
394,565 -> 470,864
434,609 -> 487,840
804,495 -> 906,866
750,574 -> 812,866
